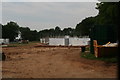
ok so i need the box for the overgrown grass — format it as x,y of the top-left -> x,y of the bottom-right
81,52 -> 117,63
85,46 -> 90,51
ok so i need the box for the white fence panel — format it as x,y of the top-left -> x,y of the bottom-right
49,38 -> 64,45
69,38 -> 90,46
0,39 -> 9,44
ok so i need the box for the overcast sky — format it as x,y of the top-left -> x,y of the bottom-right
2,1 -> 99,31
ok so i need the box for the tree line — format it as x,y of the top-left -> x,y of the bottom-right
1,22 -> 76,41
1,22 -> 39,41
1,2 -> 119,41
39,26 -> 75,38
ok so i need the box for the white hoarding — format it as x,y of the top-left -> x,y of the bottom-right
49,38 -> 64,45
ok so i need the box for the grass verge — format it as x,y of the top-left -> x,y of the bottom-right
81,52 -> 117,63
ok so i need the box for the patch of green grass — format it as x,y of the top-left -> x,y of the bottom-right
7,45 -> 17,47
81,52 -> 117,63
9,43 -> 28,47
81,52 -> 96,59
85,46 -> 90,51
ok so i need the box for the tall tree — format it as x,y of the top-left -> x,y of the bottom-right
2,21 -> 19,41
75,2 -> 119,37
75,17 -> 96,36
62,27 -> 75,37
19,27 -> 31,40
19,27 -> 39,41
49,28 -> 55,37
54,26 -> 61,37
95,2 -> 119,25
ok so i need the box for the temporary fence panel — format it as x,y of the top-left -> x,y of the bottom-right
40,39 -> 42,43
49,37 -> 90,46
69,38 -> 90,46
49,38 -> 64,45
5,39 -> 9,44
40,38 -> 46,43
0,39 -> 9,44
0,39 -> 4,44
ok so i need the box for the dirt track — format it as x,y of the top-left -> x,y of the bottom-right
2,43 -> 117,78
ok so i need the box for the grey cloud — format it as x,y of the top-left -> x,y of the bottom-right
2,2 -> 98,31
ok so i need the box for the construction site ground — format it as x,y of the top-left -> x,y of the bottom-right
1,42 -> 118,78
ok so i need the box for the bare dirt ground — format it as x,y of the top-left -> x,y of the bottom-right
2,43 -> 118,78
